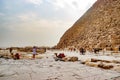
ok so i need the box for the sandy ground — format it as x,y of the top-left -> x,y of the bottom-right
0,50 -> 120,80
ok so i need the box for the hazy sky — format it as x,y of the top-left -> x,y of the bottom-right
0,0 -> 97,47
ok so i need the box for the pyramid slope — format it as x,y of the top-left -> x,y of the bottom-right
57,0 -> 120,50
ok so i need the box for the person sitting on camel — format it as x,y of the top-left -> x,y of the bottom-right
54,53 -> 65,61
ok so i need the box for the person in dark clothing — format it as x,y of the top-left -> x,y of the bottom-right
93,48 -> 97,54
79,48 -> 85,55
9,48 -> 14,58
14,53 -> 20,60
93,48 -> 100,54
119,46 -> 120,51
9,48 -> 13,53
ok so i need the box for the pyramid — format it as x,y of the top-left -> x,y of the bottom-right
57,0 -> 120,51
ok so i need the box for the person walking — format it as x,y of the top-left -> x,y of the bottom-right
32,46 -> 37,59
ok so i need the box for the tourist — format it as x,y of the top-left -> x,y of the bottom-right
9,47 -> 13,54
119,46 -> 120,51
32,46 -> 37,59
9,47 -> 14,58
79,48 -> 85,55
14,53 -> 20,60
54,53 -> 65,61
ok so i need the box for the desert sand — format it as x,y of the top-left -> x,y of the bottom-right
0,50 -> 120,80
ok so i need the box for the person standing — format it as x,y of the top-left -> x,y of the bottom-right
79,48 -> 85,55
9,48 -> 13,54
32,46 -> 37,59
119,46 -> 120,51
9,48 -> 14,58
14,53 -> 20,60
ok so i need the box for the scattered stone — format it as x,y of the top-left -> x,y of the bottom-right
91,58 -> 101,62
98,63 -> 113,69
0,74 -> 5,77
91,58 -> 112,63
68,57 -> 78,62
113,66 -> 120,72
112,60 -> 120,64
61,57 -> 68,62
85,62 -> 98,67
49,65 -> 53,67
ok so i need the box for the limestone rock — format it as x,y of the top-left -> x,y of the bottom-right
57,0 -> 120,50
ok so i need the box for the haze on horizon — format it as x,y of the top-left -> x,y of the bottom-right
0,0 -> 97,48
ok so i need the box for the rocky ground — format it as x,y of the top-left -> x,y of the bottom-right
0,50 -> 120,80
